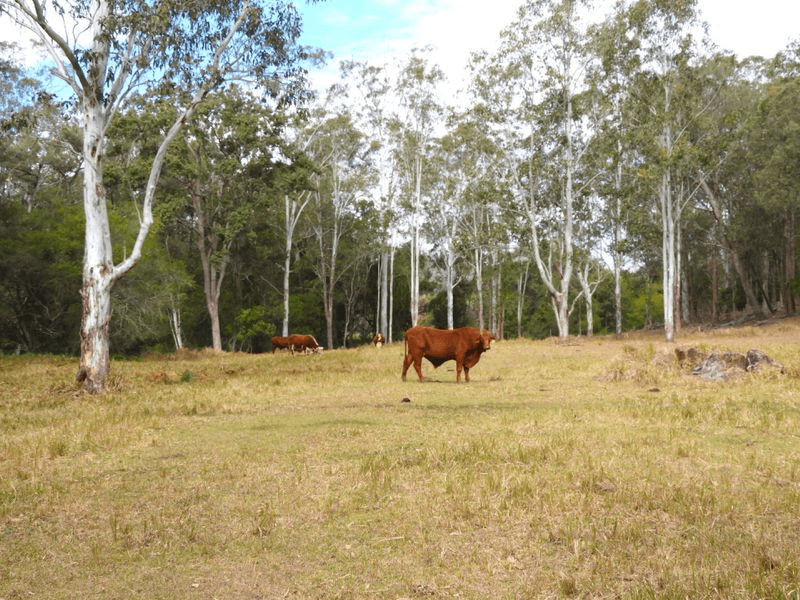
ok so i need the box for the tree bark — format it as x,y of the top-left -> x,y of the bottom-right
473,247 -> 485,331
516,259 -> 529,338
191,182 -> 226,351
783,209 -> 797,315
613,142 -> 624,335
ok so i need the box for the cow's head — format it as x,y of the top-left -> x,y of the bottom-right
480,330 -> 495,350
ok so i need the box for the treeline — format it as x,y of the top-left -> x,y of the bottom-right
1,0 -> 798,356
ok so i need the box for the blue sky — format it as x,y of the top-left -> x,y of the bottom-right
296,0 -> 800,92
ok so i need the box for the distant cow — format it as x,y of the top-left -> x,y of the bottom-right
289,334 -> 322,355
402,326 -> 495,383
271,336 -> 291,353
372,332 -> 385,347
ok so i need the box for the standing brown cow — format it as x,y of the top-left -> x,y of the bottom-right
402,326 -> 495,382
271,336 -> 291,353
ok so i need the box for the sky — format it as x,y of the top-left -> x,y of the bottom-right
295,0 -> 800,93
4,1 -> 796,94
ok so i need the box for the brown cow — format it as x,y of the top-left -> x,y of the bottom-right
372,332 -> 385,347
271,335 -> 291,353
289,334 -> 323,355
402,326 -> 495,383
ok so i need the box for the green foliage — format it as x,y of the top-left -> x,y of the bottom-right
234,306 -> 275,352
623,273 -> 664,330
427,282 -> 469,329
0,200 -> 83,354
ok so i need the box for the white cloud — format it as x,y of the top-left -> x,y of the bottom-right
698,0 -> 800,58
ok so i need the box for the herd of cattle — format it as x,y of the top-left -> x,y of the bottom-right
272,326 -> 496,383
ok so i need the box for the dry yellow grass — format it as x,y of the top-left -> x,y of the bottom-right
1,319 -> 800,599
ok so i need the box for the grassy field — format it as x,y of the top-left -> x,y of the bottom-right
2,320 -> 800,599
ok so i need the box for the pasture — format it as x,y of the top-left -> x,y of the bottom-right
2,320 -> 800,599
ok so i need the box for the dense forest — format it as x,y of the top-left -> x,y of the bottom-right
1,0 -> 798,360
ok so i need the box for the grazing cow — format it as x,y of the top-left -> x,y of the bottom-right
402,326 -> 495,383
372,332 -> 385,347
271,336 -> 291,353
289,334 -> 323,355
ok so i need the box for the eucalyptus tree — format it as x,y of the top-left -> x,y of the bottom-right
748,52 -> 800,315
272,120 -> 316,338
425,146 -> 462,330
586,2 -> 643,334
478,0 -> 596,338
689,54 -> 767,318
623,0 -> 712,341
169,88 -> 292,351
304,110 -> 373,349
339,60 -> 401,341
429,111 -> 499,330
574,250 -> 604,336
0,0 -> 318,391
393,49 -> 445,328
703,57 -> 800,318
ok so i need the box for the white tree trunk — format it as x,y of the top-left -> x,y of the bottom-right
380,252 -> 389,337
169,303 -> 184,350
577,261 -> 602,337
409,156 -> 422,327
77,13 -> 115,391
490,249 -> 500,334
282,192 -> 310,337
660,167 -> 676,342
516,259 -> 529,338
388,248 -> 395,342
445,239 -> 455,329
474,247 -> 485,331
282,245 -> 291,338
614,141 -> 623,335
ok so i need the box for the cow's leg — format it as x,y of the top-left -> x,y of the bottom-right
402,353 -> 414,381
463,366 -> 470,382
413,357 -> 425,381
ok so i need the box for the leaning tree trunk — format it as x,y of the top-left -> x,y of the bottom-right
699,177 -> 763,317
